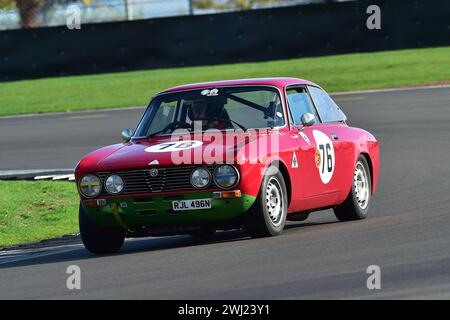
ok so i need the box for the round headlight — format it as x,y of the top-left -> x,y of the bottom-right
214,165 -> 239,189
79,174 -> 102,198
190,168 -> 211,189
105,175 -> 125,194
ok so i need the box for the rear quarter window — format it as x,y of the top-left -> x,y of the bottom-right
308,86 -> 347,123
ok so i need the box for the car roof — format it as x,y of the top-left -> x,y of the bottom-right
158,77 -> 319,94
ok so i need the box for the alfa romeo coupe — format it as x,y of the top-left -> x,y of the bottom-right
75,78 -> 379,254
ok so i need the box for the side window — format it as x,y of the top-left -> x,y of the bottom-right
308,86 -> 347,123
286,87 -> 318,125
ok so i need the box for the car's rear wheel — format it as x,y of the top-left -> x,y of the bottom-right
334,155 -> 372,221
244,168 -> 288,237
79,203 -> 125,254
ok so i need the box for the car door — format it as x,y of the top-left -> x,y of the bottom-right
307,85 -> 353,203
285,86 -> 333,212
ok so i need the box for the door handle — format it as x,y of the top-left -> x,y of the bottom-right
331,134 -> 339,140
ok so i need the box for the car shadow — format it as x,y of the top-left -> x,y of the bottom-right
0,230 -> 249,269
0,219 -> 338,269
284,220 -> 339,231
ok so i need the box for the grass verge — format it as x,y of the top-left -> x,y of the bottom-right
1,46 -> 450,117
0,181 -> 79,248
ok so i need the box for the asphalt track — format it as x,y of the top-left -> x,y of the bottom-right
1,86 -> 450,299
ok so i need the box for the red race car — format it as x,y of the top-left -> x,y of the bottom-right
75,78 -> 379,254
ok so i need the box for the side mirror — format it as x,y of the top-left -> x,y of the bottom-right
300,113 -> 315,127
121,128 -> 133,142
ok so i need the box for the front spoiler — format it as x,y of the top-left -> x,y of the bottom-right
82,191 -> 256,229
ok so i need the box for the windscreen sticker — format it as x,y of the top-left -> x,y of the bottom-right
201,88 -> 219,96
145,140 -> 203,153
312,130 -> 335,184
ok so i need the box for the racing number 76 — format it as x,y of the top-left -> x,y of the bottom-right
318,143 -> 333,173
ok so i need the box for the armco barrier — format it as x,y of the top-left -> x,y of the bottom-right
0,0 -> 449,82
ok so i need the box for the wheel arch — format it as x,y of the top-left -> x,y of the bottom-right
266,159 -> 292,207
359,152 -> 374,194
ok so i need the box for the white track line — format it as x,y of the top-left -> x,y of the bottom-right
33,174 -> 74,181
0,169 -> 75,181
51,174 -> 75,181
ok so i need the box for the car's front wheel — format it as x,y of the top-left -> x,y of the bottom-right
244,168 -> 288,237
334,155 -> 372,221
79,203 -> 125,254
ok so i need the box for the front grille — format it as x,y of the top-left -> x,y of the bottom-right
98,165 -> 217,195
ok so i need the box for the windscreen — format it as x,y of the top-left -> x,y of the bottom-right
135,86 -> 285,137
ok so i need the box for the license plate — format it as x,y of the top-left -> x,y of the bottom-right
172,199 -> 212,211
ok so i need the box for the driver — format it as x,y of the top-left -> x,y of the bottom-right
190,100 -> 232,130
191,100 -> 207,119
205,102 -> 232,130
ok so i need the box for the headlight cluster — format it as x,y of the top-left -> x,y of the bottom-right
105,175 -> 124,194
79,165 -> 239,197
190,168 -> 211,189
79,175 -> 102,198
214,165 -> 239,189
190,165 -> 239,189
79,174 -> 124,198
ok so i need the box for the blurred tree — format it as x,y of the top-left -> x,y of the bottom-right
15,0 -> 44,28
194,0 -> 277,10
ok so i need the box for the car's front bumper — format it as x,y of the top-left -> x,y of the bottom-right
82,191 -> 256,229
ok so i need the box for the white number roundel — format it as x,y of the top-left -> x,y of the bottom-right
312,130 -> 335,184
145,140 -> 203,153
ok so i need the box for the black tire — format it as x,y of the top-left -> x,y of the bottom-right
334,155 -> 372,221
79,203 -> 125,254
244,167 -> 288,237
